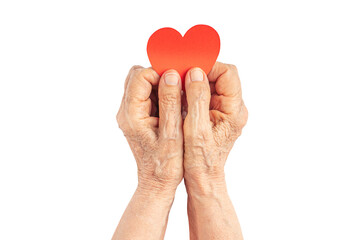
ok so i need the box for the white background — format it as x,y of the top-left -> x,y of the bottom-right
0,0 -> 359,239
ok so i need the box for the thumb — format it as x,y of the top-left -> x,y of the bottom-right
158,70 -> 183,140
184,68 -> 212,135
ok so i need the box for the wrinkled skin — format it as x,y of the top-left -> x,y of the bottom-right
183,62 -> 248,183
116,63 -> 248,184
116,66 -> 183,193
114,62 -> 248,240
182,63 -> 248,240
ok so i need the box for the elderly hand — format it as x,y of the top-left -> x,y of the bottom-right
114,62 -> 247,240
183,62 -> 248,192
182,62 -> 248,240
116,66 -> 183,196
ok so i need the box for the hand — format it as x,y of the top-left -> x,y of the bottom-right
183,62 -> 248,192
116,66 -> 183,196
182,62 -> 247,240
113,63 -> 247,240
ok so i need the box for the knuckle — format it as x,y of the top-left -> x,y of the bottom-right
131,68 -> 143,78
159,93 -> 179,107
227,63 -> 238,73
128,65 -> 143,78
129,65 -> 143,73
128,65 -> 145,80
188,85 -> 210,103
133,67 -> 156,80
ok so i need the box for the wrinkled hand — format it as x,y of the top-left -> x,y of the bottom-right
116,66 -> 183,195
183,62 -> 248,192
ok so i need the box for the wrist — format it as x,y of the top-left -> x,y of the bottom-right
137,176 -> 178,202
184,168 -> 227,197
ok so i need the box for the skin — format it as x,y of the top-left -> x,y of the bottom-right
112,62 -> 248,240
184,63 -> 248,240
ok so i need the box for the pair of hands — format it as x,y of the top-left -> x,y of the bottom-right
116,62 -> 248,197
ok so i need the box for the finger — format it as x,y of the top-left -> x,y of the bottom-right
208,62 -> 243,115
184,67 -> 212,135
125,67 -> 160,122
158,70 -> 183,140
124,65 -> 143,90
208,62 -> 242,98
210,94 -> 242,115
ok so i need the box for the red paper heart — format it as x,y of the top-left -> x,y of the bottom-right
147,24 -> 220,85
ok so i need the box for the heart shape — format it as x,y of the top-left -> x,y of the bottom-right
147,24 -> 220,85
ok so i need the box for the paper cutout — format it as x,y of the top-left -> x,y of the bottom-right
147,24 -> 220,86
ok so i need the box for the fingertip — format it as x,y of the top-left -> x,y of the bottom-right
161,69 -> 182,88
185,67 -> 208,91
158,69 -> 182,108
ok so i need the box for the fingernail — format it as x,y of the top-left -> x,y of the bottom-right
190,69 -> 204,81
165,73 -> 179,85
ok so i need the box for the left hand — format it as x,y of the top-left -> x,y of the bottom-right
183,63 -> 248,193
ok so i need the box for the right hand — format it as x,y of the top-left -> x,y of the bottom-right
116,66 -> 184,196
183,62 -> 248,193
